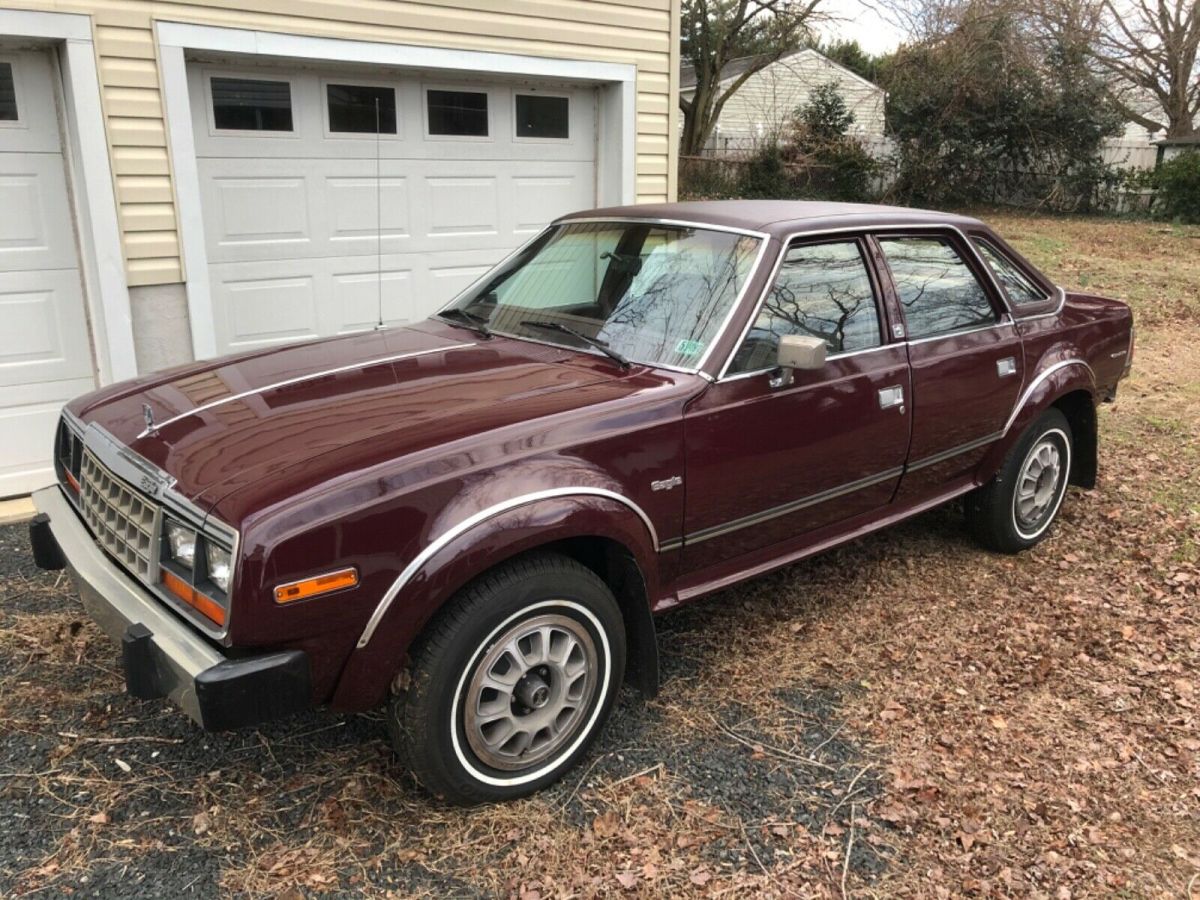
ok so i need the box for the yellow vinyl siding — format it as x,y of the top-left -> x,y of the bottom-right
3,0 -> 676,287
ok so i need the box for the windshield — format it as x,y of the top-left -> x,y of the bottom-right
440,221 -> 763,370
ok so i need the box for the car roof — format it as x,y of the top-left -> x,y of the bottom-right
558,200 -> 986,238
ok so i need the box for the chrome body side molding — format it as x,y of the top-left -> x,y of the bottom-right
356,487 -> 662,648
1002,359 -> 1095,436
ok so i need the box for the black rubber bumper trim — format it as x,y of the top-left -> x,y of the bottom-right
194,650 -> 312,731
122,623 -> 165,699
30,513 -> 66,571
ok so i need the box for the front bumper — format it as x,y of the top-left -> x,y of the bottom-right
30,485 -> 311,731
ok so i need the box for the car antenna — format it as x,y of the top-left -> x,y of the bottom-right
374,96 -> 384,330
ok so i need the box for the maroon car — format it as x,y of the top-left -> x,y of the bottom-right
29,201 -> 1133,803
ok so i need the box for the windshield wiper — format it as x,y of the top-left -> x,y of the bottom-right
520,320 -> 631,369
438,307 -> 492,338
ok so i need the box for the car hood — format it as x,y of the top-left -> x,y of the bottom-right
71,323 -> 660,519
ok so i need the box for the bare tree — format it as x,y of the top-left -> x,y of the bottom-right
1091,0 -> 1199,137
679,0 -> 825,156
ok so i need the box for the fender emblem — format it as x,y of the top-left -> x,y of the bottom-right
651,475 -> 683,492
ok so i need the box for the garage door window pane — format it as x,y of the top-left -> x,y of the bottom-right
0,63 -> 16,121
516,94 -> 568,139
427,89 -> 488,136
212,77 -> 293,132
327,84 -> 396,134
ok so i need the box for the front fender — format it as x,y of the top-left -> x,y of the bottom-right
977,356 -> 1096,479
329,493 -> 660,711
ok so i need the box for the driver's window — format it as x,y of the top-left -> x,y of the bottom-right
728,240 -> 881,375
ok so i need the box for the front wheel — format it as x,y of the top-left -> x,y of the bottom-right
388,553 -> 625,804
966,408 -> 1073,553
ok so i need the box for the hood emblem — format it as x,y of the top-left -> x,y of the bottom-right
142,403 -> 158,436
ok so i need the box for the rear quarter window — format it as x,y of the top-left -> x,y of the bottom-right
973,238 -> 1050,307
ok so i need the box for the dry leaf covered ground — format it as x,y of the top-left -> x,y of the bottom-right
0,211 -> 1197,898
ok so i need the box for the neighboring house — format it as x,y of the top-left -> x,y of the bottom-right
1156,134 -> 1200,165
680,48 -> 886,154
0,1 -> 680,496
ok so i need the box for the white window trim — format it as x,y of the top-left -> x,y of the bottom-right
156,21 -> 636,361
320,76 -> 401,140
204,69 -> 299,138
0,10 -> 136,383
512,90 -> 573,144
422,83 -> 493,142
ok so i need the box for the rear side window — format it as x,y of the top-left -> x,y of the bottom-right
729,240 -> 880,374
973,239 -> 1049,306
878,237 -> 996,339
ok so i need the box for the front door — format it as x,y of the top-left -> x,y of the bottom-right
682,237 -> 911,570
873,233 -> 1024,500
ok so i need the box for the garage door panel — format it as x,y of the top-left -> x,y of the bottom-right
202,169 -> 312,257
0,53 -> 63,155
426,175 -> 499,237
217,270 -> 319,351
0,154 -> 80,271
512,174 -> 592,234
0,270 -> 92,387
326,175 -> 409,245
331,267 -> 414,333
0,392 -> 92,496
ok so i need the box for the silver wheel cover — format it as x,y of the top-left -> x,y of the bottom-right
462,612 -> 599,772
1012,429 -> 1069,539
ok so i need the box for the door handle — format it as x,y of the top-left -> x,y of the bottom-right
996,357 -> 1018,377
878,385 -> 904,409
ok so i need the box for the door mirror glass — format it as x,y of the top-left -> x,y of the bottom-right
777,334 -> 826,370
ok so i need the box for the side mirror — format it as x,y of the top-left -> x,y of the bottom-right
777,335 -> 827,371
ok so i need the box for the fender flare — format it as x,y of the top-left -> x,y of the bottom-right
978,357 -> 1096,477
330,491 -> 662,711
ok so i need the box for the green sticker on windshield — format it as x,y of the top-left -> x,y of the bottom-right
675,339 -> 704,358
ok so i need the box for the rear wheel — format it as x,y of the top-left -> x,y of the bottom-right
966,408 -> 1073,553
388,553 -> 625,804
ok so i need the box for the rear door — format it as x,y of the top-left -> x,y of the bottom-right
873,232 -> 1023,501
681,236 -> 911,570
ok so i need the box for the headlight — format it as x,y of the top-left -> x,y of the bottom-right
205,543 -> 232,593
166,521 -> 196,568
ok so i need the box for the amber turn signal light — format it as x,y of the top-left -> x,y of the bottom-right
64,470 -> 80,493
161,568 -> 226,626
274,568 -> 359,605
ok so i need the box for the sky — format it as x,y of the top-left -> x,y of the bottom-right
814,0 -> 908,56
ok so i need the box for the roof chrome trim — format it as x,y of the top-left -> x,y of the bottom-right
1002,359 -> 1095,436
356,487 -> 662,648
137,343 -> 475,439
560,215 -> 772,240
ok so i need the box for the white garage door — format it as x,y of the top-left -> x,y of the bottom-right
0,49 -> 95,497
188,60 -> 598,353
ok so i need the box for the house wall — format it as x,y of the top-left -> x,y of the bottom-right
697,50 -> 885,151
0,0 -> 679,291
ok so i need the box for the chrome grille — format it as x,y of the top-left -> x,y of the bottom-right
80,450 -> 158,578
